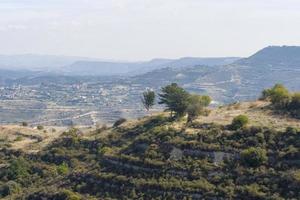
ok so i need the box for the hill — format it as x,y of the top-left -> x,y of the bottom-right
63,57 -> 239,76
236,46 -> 300,68
0,101 -> 299,199
133,46 -> 300,104
0,54 -> 240,76
0,54 -> 97,71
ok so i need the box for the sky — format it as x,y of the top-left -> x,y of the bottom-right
1,0 -> 300,61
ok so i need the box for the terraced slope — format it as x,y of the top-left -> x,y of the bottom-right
0,104 -> 300,199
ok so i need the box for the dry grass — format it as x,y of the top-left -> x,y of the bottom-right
1,100 -> 300,152
195,101 -> 300,131
0,125 -> 67,153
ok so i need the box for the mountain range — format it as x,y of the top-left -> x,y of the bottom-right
1,46 -> 300,104
132,46 -> 300,103
0,54 -> 240,76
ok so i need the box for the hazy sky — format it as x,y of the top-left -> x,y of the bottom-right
1,0 -> 300,60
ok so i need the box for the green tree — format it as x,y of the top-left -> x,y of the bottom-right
141,89 -> 155,111
186,94 -> 211,123
262,84 -> 290,109
231,115 -> 249,130
159,83 -> 190,117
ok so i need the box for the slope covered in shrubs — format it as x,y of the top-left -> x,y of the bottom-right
0,109 -> 299,199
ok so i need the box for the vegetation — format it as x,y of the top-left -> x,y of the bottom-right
141,89 -> 156,111
21,122 -> 28,127
261,84 -> 290,109
159,83 -> 190,117
113,118 -> 127,127
241,147 -> 268,167
231,115 -> 249,130
0,84 -> 299,199
158,83 -> 212,121
186,94 -> 211,123
262,84 -> 300,118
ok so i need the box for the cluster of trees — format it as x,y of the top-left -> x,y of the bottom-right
261,84 -> 300,117
141,83 -> 211,123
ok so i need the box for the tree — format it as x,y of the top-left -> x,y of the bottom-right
141,89 -> 155,111
159,83 -> 190,117
231,115 -> 249,130
186,94 -> 211,123
261,84 -> 290,109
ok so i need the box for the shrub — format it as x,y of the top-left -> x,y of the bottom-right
261,84 -> 290,109
243,183 -> 266,199
61,189 -> 81,200
57,162 -> 69,175
21,122 -> 28,127
186,94 -> 211,123
231,115 -> 249,130
37,125 -> 44,130
0,181 -> 21,198
241,147 -> 268,167
289,93 -> 300,109
113,118 -> 127,127
7,158 -> 30,180
14,136 -> 23,142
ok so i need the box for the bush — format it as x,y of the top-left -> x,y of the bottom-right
289,93 -> 300,109
186,94 -> 211,123
0,181 -> 21,198
113,118 -> 127,127
231,115 -> 249,130
37,125 -> 44,130
61,189 -> 81,200
21,122 -> 28,127
7,158 -> 30,180
241,147 -> 268,167
57,162 -> 69,175
14,136 -> 23,142
261,84 -> 290,109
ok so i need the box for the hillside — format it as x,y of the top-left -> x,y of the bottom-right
133,46 -> 300,104
236,46 -> 300,68
0,101 -> 299,199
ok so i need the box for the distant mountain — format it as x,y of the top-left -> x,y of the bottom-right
133,46 -> 300,104
3,46 -> 300,104
0,54 -> 240,76
63,57 -> 240,76
236,46 -> 300,68
0,54 -> 101,71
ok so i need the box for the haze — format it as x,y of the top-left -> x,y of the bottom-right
1,0 -> 300,61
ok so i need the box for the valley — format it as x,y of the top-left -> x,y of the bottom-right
1,46 -> 300,126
